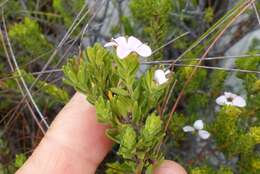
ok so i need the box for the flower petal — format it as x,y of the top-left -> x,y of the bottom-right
114,36 -> 128,48
154,69 -> 168,84
224,92 -> 237,99
128,36 -> 143,50
216,95 -> 227,106
193,120 -> 204,130
135,44 -> 152,57
104,42 -> 118,47
116,46 -> 131,59
158,77 -> 168,85
128,36 -> 152,57
198,130 -> 210,139
233,96 -> 246,107
164,70 -> 171,75
183,126 -> 195,132
154,69 -> 165,80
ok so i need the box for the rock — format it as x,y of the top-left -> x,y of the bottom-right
222,29 -> 260,94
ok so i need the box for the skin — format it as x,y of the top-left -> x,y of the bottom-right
16,92 -> 187,174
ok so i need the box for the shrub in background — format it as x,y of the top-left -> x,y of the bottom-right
0,0 -> 259,173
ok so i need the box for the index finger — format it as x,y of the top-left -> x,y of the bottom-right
16,92 -> 112,174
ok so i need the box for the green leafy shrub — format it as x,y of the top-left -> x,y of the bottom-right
63,44 -> 168,173
0,0 -> 260,174
9,17 -> 53,60
53,0 -> 87,27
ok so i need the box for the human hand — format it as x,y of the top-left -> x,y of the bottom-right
16,93 -> 187,174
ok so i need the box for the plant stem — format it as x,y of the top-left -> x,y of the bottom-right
135,159 -> 144,174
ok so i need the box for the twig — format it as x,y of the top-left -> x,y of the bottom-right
152,32 -> 190,55
41,1 -> 105,92
0,69 -> 62,81
174,0 -> 251,63
160,80 -> 178,118
156,0 -> 255,155
1,10 -> 49,131
141,53 -> 260,64
3,53 -> 260,82
27,2 -> 89,92
172,63 -> 260,74
0,11 -> 46,134
0,0 -> 8,8
252,2 -> 260,25
10,2 -> 91,124
166,0 -> 254,134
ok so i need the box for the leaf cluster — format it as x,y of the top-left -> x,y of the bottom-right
129,0 -> 173,58
8,17 -> 53,61
63,44 -> 169,173
53,0 -> 87,28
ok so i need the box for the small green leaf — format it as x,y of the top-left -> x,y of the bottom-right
145,164 -> 153,174
132,101 -> 142,122
111,96 -> 133,117
140,113 -> 162,146
106,128 -> 120,144
249,127 -> 260,144
106,161 -> 136,174
110,88 -> 129,96
121,16 -> 134,35
14,153 -> 27,168
118,126 -> 137,158
95,96 -> 112,124
132,82 -> 142,101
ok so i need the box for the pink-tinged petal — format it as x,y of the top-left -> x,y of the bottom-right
224,92 -> 237,99
216,95 -> 227,106
183,126 -> 195,132
104,42 -> 118,47
233,96 -> 246,107
116,46 -> 131,59
198,130 -> 210,139
158,77 -> 168,85
135,44 -> 152,57
164,70 -> 171,75
154,69 -> 168,84
224,92 -> 232,96
114,36 -> 128,48
154,69 -> 165,80
128,36 -> 143,50
193,120 -> 204,130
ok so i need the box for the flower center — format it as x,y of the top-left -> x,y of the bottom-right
227,97 -> 234,102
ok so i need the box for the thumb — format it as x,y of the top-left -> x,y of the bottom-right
153,160 -> 187,174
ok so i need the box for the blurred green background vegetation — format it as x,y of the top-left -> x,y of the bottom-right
0,0 -> 259,173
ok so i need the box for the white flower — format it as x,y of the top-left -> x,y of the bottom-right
104,36 -> 152,59
153,69 -> 169,85
216,92 -> 246,108
183,120 -> 210,140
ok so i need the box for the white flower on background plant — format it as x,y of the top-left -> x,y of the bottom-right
216,92 -> 246,108
153,69 -> 171,85
183,120 -> 210,140
104,36 -> 152,59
